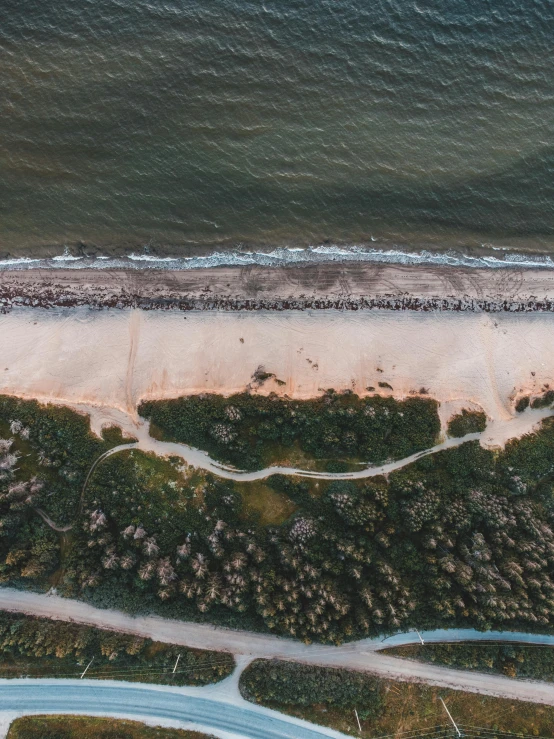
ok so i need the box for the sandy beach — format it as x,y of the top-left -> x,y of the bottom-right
5,262 -> 554,311
1,306 -> 553,426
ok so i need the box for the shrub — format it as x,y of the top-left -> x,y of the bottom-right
139,392 -> 440,470
447,409 -> 487,437
239,659 -> 382,714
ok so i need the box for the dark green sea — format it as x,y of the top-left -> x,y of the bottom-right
2,0 -> 554,266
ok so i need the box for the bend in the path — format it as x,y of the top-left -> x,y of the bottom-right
74,402 -> 554,483
80,442 -> 137,511
34,508 -> 72,533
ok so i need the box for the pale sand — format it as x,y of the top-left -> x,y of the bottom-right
1,307 -> 554,434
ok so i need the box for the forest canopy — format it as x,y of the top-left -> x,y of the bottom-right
3,394 -> 554,644
139,391 -> 440,470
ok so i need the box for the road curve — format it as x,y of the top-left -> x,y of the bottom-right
0,681 -> 348,739
3,589 -> 554,706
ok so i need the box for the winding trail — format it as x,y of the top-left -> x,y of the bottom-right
33,508 -> 73,533
79,442 -> 137,512
73,403 -> 554,484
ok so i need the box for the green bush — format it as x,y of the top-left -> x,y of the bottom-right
515,396 -> 530,413
447,409 -> 487,437
531,390 -> 554,409
239,659 -> 382,714
140,392 -> 440,470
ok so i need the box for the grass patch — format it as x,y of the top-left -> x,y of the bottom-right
235,480 -> 297,526
382,642 -> 554,681
7,716 -> 213,739
240,659 -> 554,738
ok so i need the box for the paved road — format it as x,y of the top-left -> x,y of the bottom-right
3,589 -> 554,706
0,681 -> 348,739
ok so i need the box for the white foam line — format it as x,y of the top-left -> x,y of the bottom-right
3,245 -> 554,271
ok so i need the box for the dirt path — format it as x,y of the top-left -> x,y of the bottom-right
3,588 -> 554,707
73,402 -> 553,483
33,508 -> 73,533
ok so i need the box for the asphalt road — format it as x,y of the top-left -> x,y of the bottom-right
0,681 -> 347,739
3,589 -> 554,707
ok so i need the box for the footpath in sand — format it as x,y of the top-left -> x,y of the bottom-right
1,307 -> 554,423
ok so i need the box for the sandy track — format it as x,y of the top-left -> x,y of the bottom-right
69,400 -> 552,483
3,589 -> 554,706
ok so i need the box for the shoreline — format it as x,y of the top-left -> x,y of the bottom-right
6,262 -> 554,312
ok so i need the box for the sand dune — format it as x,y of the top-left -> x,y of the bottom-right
1,307 -> 553,425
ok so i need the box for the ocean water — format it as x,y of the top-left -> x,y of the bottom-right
1,0 -> 554,260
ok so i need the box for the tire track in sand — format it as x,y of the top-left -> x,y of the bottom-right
125,310 -> 141,417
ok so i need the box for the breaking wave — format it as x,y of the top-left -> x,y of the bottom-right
3,245 -> 554,271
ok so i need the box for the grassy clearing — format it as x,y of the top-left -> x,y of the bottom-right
7,715 -> 213,739
235,480 -> 297,526
240,659 -> 554,738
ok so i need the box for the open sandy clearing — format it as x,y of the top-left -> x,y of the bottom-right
1,307 -> 554,423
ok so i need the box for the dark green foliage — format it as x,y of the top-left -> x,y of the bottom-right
7,394 -> 554,645
140,392 -> 440,470
8,715 -> 213,739
499,416 -> 554,489
0,396 -> 121,585
101,425 -> 138,445
383,642 -> 554,681
515,396 -> 530,413
532,390 -> 554,409
447,409 -> 487,437
239,659 -> 382,716
0,610 -> 233,685
0,395 -> 115,523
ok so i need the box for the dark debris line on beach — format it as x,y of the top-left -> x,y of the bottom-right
2,286 -> 554,313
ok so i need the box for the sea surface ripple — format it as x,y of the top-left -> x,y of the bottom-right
1,0 -> 554,258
